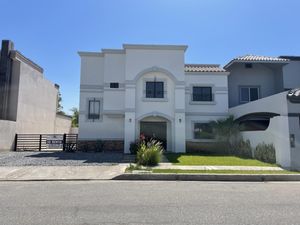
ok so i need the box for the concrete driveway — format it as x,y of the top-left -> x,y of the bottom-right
0,151 -> 133,166
0,151 -> 133,180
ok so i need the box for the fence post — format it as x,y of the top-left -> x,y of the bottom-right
14,134 -> 18,151
39,135 -> 42,151
63,134 -> 66,151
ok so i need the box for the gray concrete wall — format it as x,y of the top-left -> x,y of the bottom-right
15,60 -> 58,133
0,120 -> 16,151
54,114 -> 72,134
283,61 -> 300,89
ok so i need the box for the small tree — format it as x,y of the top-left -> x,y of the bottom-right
70,107 -> 79,127
210,115 -> 241,153
57,91 -> 65,114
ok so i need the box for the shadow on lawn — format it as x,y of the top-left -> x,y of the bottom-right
25,151 -> 129,164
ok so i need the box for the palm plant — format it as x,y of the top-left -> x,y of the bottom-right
210,115 -> 241,151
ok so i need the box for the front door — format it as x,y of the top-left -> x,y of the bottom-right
140,121 -> 167,150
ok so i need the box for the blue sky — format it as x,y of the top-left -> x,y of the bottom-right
1,0 -> 300,114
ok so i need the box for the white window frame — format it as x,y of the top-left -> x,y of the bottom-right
239,86 -> 260,104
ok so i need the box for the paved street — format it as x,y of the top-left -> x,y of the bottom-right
1,181 -> 300,225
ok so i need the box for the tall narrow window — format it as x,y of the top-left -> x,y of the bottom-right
192,87 -> 212,101
88,99 -> 100,120
240,87 -> 259,103
146,81 -> 164,98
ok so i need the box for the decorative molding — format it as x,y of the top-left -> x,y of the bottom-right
186,112 -> 229,116
134,66 -> 179,83
125,108 -> 135,112
185,71 -> 230,76
175,109 -> 185,113
136,111 -> 174,122
101,49 -> 125,54
123,44 -> 188,52
78,51 -> 104,57
80,84 -> 104,89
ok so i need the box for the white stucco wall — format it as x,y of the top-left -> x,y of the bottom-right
230,91 -> 300,169
78,44 -> 228,153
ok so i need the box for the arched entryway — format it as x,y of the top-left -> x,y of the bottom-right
137,114 -> 172,151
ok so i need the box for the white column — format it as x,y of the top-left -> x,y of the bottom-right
124,82 -> 136,154
124,112 -> 136,154
174,112 -> 186,153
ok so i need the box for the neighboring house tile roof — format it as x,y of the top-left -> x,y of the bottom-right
185,64 -> 226,73
224,54 -> 289,69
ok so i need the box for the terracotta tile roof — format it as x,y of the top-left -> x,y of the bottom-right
224,54 -> 289,68
185,64 -> 226,73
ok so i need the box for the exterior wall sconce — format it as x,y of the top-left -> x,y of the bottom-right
179,118 -> 182,123
290,134 -> 295,148
129,118 -> 132,123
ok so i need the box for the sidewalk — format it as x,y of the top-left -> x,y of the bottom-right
155,163 -> 283,171
0,165 -> 128,181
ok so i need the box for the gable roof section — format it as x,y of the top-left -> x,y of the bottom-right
185,64 -> 226,73
224,54 -> 289,69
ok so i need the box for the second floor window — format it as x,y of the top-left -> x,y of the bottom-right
110,83 -> 119,88
240,86 -> 259,103
88,98 -> 100,120
146,81 -> 164,98
193,87 -> 212,101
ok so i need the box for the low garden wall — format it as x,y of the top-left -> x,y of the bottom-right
78,140 -> 124,152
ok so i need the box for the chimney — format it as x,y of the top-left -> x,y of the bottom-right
0,40 -> 14,119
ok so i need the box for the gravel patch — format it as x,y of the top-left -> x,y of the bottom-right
0,151 -> 128,166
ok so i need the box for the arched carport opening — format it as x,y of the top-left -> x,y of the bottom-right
236,112 -> 280,131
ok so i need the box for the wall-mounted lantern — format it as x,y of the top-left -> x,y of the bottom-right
290,134 -> 295,148
179,118 -> 182,123
129,118 -> 132,123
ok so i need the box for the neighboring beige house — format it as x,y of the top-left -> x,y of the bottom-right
0,40 -> 72,151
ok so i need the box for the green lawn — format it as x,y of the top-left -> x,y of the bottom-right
152,169 -> 299,174
165,153 -> 276,167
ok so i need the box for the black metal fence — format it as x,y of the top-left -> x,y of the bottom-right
14,134 -> 78,152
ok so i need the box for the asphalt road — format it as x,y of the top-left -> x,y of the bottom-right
1,181 -> 300,225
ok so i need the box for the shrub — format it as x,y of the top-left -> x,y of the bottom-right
129,140 -> 142,155
136,140 -> 163,166
254,143 -> 276,164
232,139 -> 253,158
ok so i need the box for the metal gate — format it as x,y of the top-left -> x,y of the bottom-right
14,134 -> 78,152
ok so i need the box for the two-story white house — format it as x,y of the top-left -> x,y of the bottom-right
78,44 -> 229,153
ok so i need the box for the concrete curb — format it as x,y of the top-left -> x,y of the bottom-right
113,173 -> 300,182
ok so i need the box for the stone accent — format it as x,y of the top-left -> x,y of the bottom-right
186,141 -> 228,154
78,140 -> 124,152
